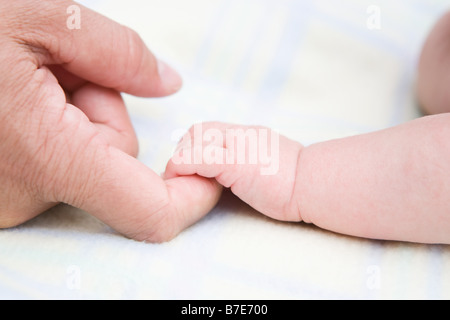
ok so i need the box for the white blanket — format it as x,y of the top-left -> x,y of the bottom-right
1,0 -> 449,299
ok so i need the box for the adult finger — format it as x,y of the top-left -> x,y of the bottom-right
20,0 -> 182,97
57,134 -> 221,242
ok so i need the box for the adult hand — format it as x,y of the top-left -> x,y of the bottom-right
0,0 -> 221,242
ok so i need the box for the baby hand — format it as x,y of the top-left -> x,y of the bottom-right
164,122 -> 304,222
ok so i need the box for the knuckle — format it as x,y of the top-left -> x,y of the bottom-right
125,27 -> 145,53
53,136 -> 107,207
120,27 -> 146,86
34,106 -> 108,206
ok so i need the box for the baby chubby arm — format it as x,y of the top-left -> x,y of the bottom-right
297,114 -> 450,244
165,114 -> 450,244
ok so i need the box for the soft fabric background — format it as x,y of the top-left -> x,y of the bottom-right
1,0 -> 449,299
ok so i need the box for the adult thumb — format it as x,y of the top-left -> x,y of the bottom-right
49,104 -> 221,242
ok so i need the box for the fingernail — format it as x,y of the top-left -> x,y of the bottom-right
157,60 -> 183,93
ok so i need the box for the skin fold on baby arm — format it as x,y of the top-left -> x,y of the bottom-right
164,115 -> 450,244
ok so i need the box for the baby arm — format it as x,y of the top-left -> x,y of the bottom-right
165,115 -> 450,244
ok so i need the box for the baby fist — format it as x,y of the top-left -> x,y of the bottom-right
165,122 -> 304,222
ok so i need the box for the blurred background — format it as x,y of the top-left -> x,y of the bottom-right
1,0 -> 450,300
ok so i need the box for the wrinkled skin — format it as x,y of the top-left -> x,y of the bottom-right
0,0 -> 221,242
